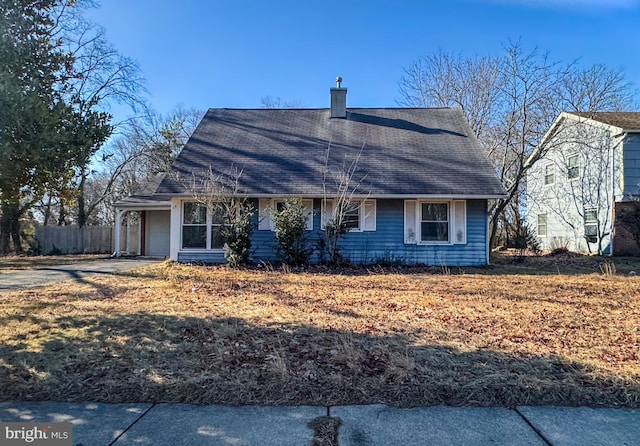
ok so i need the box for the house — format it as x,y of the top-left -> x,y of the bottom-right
114,81 -> 505,265
527,112 -> 640,255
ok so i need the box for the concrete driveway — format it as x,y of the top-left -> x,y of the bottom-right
0,258 -> 162,292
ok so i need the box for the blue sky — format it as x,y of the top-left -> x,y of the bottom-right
87,0 -> 640,121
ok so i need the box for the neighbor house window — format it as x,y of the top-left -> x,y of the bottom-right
584,208 -> 598,243
567,155 -> 580,180
537,214 -> 547,237
544,164 -> 555,185
182,202 -> 207,248
420,202 -> 449,242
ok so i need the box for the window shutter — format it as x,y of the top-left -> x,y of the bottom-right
453,200 -> 467,244
362,200 -> 376,231
404,200 -> 417,244
321,199 -> 334,230
258,198 -> 272,230
302,199 -> 314,230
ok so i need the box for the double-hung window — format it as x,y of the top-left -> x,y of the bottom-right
567,155 -> 580,180
211,204 -> 227,249
584,208 -> 598,243
544,164 -> 555,186
420,202 -> 449,242
340,201 -> 361,230
404,200 -> 465,245
537,214 -> 547,237
182,202 -> 207,248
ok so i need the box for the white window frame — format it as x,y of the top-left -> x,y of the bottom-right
537,213 -> 547,237
321,199 -> 376,232
181,201 -> 226,251
260,198 -> 313,231
567,154 -> 580,180
584,208 -> 598,243
417,200 -> 451,245
182,201 -> 208,250
544,164 -> 555,186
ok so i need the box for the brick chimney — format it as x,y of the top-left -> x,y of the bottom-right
330,76 -> 347,118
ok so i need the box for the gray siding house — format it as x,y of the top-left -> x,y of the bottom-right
527,112 -> 640,255
115,83 -> 505,265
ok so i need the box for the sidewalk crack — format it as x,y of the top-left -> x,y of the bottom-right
107,403 -> 156,446
514,407 -> 553,446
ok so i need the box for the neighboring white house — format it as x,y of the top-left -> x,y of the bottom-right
527,112 -> 640,255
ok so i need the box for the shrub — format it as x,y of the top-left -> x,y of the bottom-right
512,222 -> 541,256
271,198 -> 312,266
221,200 -> 255,267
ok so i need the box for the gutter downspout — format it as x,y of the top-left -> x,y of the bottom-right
610,132 -> 627,256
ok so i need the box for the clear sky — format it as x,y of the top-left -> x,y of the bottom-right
86,0 -> 640,121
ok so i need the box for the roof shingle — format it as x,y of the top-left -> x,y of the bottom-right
568,112 -> 640,131
155,107 -> 505,197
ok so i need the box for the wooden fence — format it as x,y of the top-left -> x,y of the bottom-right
35,225 -> 113,255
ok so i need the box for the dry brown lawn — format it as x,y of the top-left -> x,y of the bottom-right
1,254 -> 639,407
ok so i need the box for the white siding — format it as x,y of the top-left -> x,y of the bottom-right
527,119 -> 621,254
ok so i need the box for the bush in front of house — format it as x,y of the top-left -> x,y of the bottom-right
272,198 -> 312,266
222,200 -> 255,268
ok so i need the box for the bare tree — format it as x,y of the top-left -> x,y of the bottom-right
70,106 -> 204,226
177,166 -> 255,267
397,41 -> 636,249
321,139 -> 369,265
261,96 -> 303,109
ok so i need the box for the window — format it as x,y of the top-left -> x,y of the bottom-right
341,201 -> 360,230
584,208 -> 598,243
182,202 -> 207,248
537,214 -> 547,237
420,202 -> 449,242
210,204 -> 227,249
182,201 -> 228,250
262,199 -> 313,231
567,155 -> 580,180
544,164 -> 555,185
321,199 -> 376,232
404,200 -> 465,245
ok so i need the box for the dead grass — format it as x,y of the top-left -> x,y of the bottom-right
0,253 -> 639,407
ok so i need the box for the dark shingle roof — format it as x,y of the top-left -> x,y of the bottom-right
569,112 -> 640,131
156,108 -> 505,197
115,173 -> 170,207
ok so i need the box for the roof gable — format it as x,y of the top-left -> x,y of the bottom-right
567,112 -> 640,132
156,107 -> 505,198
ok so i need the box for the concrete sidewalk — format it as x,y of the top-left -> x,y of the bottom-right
1,402 -> 638,446
0,258 -> 161,291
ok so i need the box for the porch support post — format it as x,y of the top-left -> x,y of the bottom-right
114,209 -> 124,257
126,211 -> 132,256
170,197 -> 181,261
136,211 -> 142,256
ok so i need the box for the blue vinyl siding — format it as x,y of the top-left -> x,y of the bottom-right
178,198 -> 489,266
623,134 -> 640,196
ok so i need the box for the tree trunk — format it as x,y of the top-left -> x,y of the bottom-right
0,201 -> 22,254
58,198 -> 67,226
77,173 -> 87,227
43,195 -> 52,226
